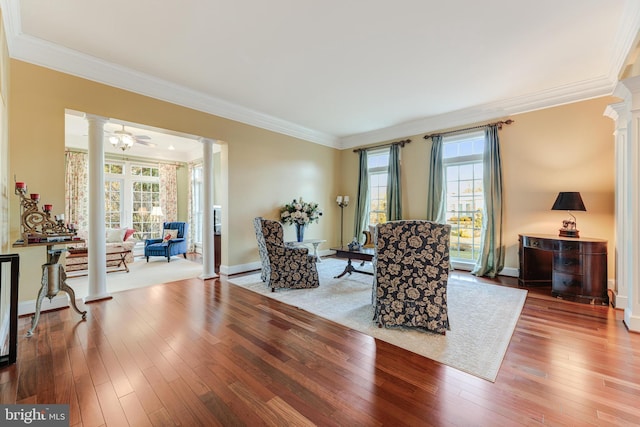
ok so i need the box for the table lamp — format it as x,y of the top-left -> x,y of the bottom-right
551,192 -> 586,238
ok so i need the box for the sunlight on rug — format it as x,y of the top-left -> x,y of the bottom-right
228,257 -> 527,382
66,257 -> 204,298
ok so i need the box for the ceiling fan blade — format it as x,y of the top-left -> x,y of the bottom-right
134,135 -> 151,140
136,139 -> 157,147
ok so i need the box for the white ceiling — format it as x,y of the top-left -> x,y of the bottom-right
3,1 -> 640,149
64,111 -> 206,163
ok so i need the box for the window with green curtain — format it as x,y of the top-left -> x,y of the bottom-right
367,148 -> 390,226
442,131 -> 485,262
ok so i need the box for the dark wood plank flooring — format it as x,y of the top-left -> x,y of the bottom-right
2,259 -> 639,426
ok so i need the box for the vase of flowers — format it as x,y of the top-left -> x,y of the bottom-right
280,197 -> 322,242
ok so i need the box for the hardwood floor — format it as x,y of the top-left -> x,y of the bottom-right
2,265 -> 639,426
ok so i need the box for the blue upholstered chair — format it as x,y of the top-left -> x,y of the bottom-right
373,220 -> 451,334
144,222 -> 189,262
253,217 -> 319,291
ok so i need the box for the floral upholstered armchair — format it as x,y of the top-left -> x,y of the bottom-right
373,220 -> 451,334
253,217 -> 319,291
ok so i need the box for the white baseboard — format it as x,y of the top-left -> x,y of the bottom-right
221,261 -> 261,276
500,267 -> 519,278
18,294 -> 70,317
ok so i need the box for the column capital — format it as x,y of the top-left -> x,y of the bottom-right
199,137 -> 217,145
84,114 -> 109,126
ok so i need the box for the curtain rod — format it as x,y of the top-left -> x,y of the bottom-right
422,119 -> 514,140
353,139 -> 411,153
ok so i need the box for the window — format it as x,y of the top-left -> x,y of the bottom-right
191,164 -> 204,245
367,149 -> 389,226
104,160 -> 161,238
104,162 -> 124,230
443,131 -> 484,262
104,179 -> 122,229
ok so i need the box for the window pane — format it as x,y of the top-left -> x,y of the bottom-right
366,148 -> 391,228
444,134 -> 485,262
131,173 -> 162,237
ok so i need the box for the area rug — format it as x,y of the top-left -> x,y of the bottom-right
66,257 -> 204,298
228,258 -> 527,382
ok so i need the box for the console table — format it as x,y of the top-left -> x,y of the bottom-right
13,240 -> 87,336
518,234 -> 608,305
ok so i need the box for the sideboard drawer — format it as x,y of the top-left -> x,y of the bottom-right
521,236 -> 553,251
552,272 -> 583,295
553,253 -> 582,275
553,240 -> 581,253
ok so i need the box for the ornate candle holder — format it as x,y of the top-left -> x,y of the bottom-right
15,179 -> 76,243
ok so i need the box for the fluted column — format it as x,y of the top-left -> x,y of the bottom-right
84,114 -> 111,302
200,138 -> 217,279
604,101 -> 629,309
606,76 -> 640,331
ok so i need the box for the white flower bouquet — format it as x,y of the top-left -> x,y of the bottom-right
280,197 -> 323,226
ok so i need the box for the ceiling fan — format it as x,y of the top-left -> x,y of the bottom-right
107,125 -> 156,151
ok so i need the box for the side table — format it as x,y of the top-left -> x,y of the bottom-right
13,240 -> 87,336
287,239 -> 326,262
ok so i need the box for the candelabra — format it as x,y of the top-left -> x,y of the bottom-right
336,195 -> 350,247
13,179 -> 85,337
14,180 -> 76,243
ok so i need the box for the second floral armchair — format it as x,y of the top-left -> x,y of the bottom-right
373,220 -> 451,334
253,217 -> 319,291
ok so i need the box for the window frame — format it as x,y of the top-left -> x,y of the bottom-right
367,148 -> 390,227
104,160 -> 161,240
442,131 -> 485,264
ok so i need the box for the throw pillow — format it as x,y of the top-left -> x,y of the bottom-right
162,229 -> 178,243
106,228 -> 127,243
123,228 -> 136,241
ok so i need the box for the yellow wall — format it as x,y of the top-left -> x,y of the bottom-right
9,60 -> 340,301
6,56 -> 617,303
0,11 -> 9,253
340,97 -> 616,278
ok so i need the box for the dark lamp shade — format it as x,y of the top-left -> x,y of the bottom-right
551,192 -> 586,211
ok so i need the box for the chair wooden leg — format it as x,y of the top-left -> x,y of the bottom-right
183,253 -> 187,259
167,256 -> 170,263
146,256 -> 149,262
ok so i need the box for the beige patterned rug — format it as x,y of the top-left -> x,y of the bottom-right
228,257 -> 527,382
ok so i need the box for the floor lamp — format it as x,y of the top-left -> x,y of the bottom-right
150,206 -> 164,236
336,196 -> 349,247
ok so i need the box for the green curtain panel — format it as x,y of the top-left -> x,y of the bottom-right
386,144 -> 402,221
354,150 -> 369,243
426,135 -> 445,222
472,125 -> 505,277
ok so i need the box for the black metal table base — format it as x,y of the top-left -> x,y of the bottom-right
334,258 -> 374,278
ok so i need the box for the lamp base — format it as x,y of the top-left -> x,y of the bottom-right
559,229 -> 580,238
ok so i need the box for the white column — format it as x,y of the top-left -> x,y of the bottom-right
606,76 -> 640,331
604,102 -> 629,308
84,114 -> 111,302
200,138 -> 217,279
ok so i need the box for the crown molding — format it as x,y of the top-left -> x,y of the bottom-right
13,35 -> 339,148
340,75 -> 616,149
0,0 -> 339,148
3,0 -> 638,151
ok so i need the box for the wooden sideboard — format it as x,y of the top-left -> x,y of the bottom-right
518,233 -> 608,305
